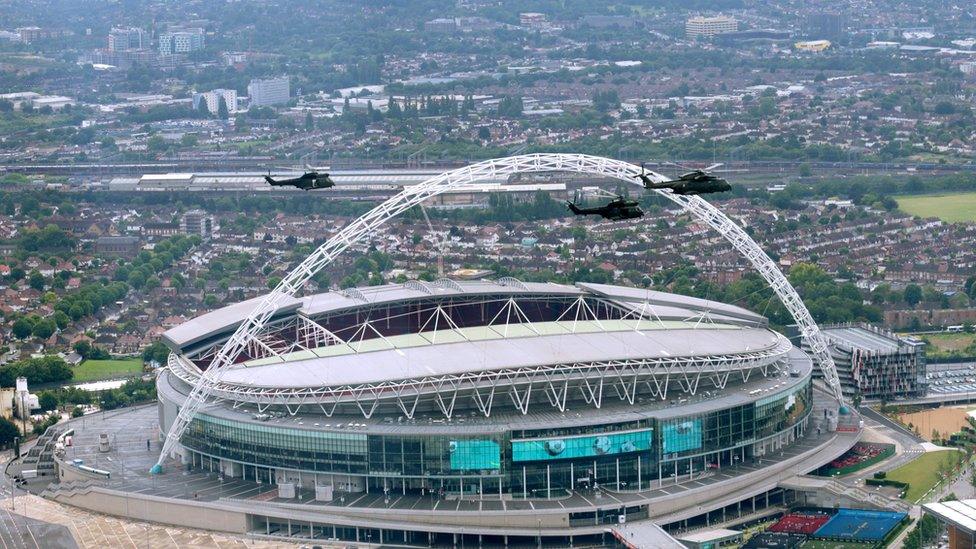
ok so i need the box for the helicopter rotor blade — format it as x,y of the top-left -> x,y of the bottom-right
704,163 -> 724,172
664,160 -> 696,173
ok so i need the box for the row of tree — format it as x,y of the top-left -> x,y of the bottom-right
10,313 -> 67,340
0,356 -> 73,388
16,224 -> 74,253
36,377 -> 156,414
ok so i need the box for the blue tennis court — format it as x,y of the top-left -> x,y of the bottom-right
814,508 -> 906,541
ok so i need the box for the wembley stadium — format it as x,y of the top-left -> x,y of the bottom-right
150,279 -> 854,546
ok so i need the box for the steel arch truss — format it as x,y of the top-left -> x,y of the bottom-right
156,153 -> 844,469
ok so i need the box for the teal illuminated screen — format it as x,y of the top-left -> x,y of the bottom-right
662,419 -> 702,454
449,440 -> 501,470
512,429 -> 653,462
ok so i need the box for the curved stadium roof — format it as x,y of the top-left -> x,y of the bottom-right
163,280 -> 785,391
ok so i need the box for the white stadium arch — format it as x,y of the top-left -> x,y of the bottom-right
153,153 -> 843,471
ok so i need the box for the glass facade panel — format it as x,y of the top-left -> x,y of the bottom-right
177,378 -> 812,495
449,440 -> 501,471
512,428 -> 654,462
661,419 -> 702,454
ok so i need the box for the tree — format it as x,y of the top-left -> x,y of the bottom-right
0,356 -> 72,387
38,392 -> 58,412
28,270 -> 45,291
31,318 -> 56,340
142,341 -> 170,365
197,99 -> 210,118
933,101 -> 956,115
147,135 -> 168,153
496,96 -> 523,117
73,340 -> 92,358
53,310 -> 70,330
217,96 -> 229,120
145,275 -> 161,290
100,390 -> 128,411
11,318 -> 33,339
904,284 -> 923,307
592,90 -> 621,112
0,418 -> 18,446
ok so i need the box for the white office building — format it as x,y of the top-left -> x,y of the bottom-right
686,15 -> 738,38
193,88 -> 237,115
108,27 -> 146,51
247,76 -> 290,107
158,28 -> 205,54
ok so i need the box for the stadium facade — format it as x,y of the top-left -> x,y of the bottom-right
151,280 -> 850,545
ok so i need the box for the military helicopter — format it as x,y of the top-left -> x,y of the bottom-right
567,190 -> 644,221
634,163 -> 732,196
264,165 -> 335,191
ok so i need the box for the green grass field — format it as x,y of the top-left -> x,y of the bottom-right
919,332 -> 976,353
886,450 -> 964,502
895,192 -> 976,223
72,359 -> 143,383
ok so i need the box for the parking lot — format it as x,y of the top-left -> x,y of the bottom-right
926,363 -> 976,395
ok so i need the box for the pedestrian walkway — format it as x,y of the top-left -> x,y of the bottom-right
2,493 -> 304,548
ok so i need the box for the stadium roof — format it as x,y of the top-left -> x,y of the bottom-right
300,279 -> 583,316
163,278 -> 767,356
218,323 -> 785,387
924,500 -> 976,534
163,280 -> 768,353
162,293 -> 303,351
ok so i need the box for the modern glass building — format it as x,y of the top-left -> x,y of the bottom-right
161,372 -> 811,499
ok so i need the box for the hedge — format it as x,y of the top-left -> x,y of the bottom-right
865,477 -> 909,498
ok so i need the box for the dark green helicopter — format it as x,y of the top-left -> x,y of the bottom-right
567,191 -> 644,221
635,163 -> 732,196
265,165 -> 335,191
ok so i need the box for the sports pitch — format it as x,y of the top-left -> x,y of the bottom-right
896,192 -> 976,223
